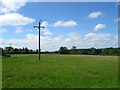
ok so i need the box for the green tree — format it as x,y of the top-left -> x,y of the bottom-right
14,48 -> 19,54
25,47 -> 29,54
4,46 -> 14,54
59,47 -> 69,54
71,46 -> 77,50
90,47 -> 97,55
71,46 -> 77,54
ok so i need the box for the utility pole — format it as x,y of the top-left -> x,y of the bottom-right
34,20 -> 44,60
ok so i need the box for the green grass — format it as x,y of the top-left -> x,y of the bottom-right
2,54 -> 118,88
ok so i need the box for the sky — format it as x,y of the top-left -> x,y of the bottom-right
0,0 -> 119,51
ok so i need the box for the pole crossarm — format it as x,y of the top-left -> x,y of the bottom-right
34,26 -> 39,28
34,26 -> 44,29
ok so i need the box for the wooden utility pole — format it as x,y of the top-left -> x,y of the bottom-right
34,21 -> 44,60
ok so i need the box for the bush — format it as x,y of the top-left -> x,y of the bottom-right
3,54 -> 11,58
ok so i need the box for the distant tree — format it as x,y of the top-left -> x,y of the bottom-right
71,46 -> 77,54
103,48 -> 109,55
53,51 -> 58,54
25,47 -> 29,54
4,46 -> 14,54
29,49 -> 33,54
22,47 -> 25,54
2,46 -> 119,56
90,47 -> 96,55
14,48 -> 19,54
18,48 -> 23,54
10,49 -> 15,54
59,47 -> 69,54
71,46 -> 77,50
36,49 -> 38,53
113,48 -> 118,55
82,49 -> 89,55
109,47 -> 114,55
96,49 -> 102,55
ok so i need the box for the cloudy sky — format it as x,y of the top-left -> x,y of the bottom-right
0,0 -> 119,51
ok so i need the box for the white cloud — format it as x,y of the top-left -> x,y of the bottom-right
88,11 -> 103,19
85,33 -> 111,40
85,33 -> 96,39
1,32 -> 117,51
0,0 -> 26,14
41,21 -> 48,27
41,28 -> 52,36
53,21 -> 63,27
53,20 -> 77,27
15,27 -> 24,33
94,24 -> 106,31
26,33 -> 38,40
84,33 -> 115,47
0,33 -> 38,49
114,17 -> 120,22
0,13 -> 35,26
15,29 -> 23,33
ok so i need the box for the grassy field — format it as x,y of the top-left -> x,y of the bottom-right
2,54 -> 118,88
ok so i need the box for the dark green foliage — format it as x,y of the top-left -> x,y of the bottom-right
25,47 -> 29,54
100,47 -> 118,55
3,46 -> 119,56
0,47 -> 3,56
3,54 -> 11,58
0,47 -> 11,57
58,46 -> 118,56
14,48 -> 19,54
58,47 -> 70,54
4,47 -> 14,54
89,47 -> 97,55
70,46 -> 77,54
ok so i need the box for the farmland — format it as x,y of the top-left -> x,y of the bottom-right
2,54 -> 118,88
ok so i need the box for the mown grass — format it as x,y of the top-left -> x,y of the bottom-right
2,54 -> 118,88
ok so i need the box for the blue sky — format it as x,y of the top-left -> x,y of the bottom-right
0,1 -> 119,51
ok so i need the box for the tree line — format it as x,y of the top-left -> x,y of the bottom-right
1,47 -> 38,55
58,46 -> 119,56
0,46 -> 119,56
